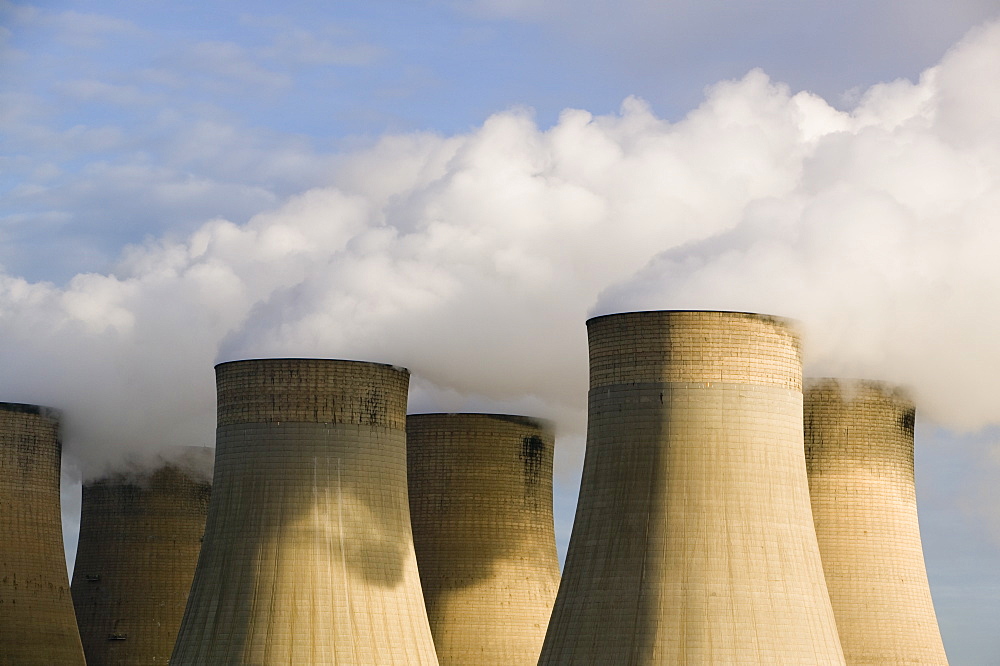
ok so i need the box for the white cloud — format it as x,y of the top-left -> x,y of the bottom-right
53,9 -> 141,49
263,27 -> 385,66
174,41 -> 291,93
1,18 -> 999,484
55,79 -> 158,107
1,3 -> 142,49
598,19 -> 1000,429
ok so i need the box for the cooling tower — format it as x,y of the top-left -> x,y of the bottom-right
0,402 -> 87,666
539,310 -> 845,665
407,413 -> 560,665
71,447 -> 212,665
171,358 -> 438,665
805,379 -> 949,665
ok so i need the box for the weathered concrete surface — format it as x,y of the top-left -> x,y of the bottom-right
0,402 -> 86,666
540,311 -> 845,665
407,413 -> 560,665
171,358 -> 438,665
806,379 -> 949,665
72,448 -> 212,665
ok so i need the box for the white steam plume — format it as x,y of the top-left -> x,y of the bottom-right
1,19 -> 999,481
597,20 -> 1000,429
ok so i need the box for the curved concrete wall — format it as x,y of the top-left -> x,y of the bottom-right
540,311 -> 845,664
805,379 -> 948,665
71,449 -> 212,665
407,413 -> 560,665
0,402 -> 86,666
171,358 -> 438,665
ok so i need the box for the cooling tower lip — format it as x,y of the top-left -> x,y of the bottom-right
85,445 -> 215,487
214,357 -> 410,375
806,376 -> 905,387
0,401 -> 61,418
407,412 -> 554,431
805,376 -> 913,398
585,309 -> 798,327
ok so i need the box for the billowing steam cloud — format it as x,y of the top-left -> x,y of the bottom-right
2,19 -> 999,482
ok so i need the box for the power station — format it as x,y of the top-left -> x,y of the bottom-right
407,413 -> 560,665
0,402 -> 87,665
805,378 -> 949,664
3,317 -> 956,662
170,358 -> 439,665
71,447 -> 212,665
540,310 -> 845,664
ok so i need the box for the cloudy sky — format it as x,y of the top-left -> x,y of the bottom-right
4,1 -> 1000,661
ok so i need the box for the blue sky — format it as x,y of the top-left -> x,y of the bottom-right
5,0 -> 998,282
4,1 -> 1000,662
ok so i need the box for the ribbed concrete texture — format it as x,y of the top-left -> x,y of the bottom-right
0,402 -> 87,666
71,447 -> 212,665
171,358 -> 438,665
805,379 -> 949,665
540,310 -> 845,665
407,413 -> 560,665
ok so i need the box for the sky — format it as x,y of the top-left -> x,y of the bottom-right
3,1 -> 1000,662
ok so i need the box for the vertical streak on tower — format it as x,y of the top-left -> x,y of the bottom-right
407,414 -> 560,665
539,310 -> 845,665
171,358 -> 438,665
0,402 -> 87,665
71,448 -> 212,665
805,379 -> 949,665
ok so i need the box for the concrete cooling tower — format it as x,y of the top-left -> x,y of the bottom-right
539,310 -> 845,665
171,358 -> 438,665
805,379 -> 949,665
71,447 -> 213,665
407,413 -> 560,665
0,402 -> 87,666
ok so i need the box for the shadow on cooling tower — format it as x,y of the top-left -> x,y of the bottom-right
0,402 -> 87,665
805,379 -> 917,475
407,413 -> 561,665
213,426 -> 412,589
555,379 -> 670,663
805,378 -> 948,665
407,414 -> 556,591
540,311 -> 844,665
172,359 -> 438,665
180,422 -> 415,661
71,450 -> 212,666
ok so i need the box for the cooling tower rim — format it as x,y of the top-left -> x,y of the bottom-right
0,401 -> 61,418
806,376 -> 908,388
214,357 -> 409,374
585,309 -> 798,327
802,376 -> 910,396
804,377 -> 914,401
84,445 -> 215,487
407,412 -> 554,431
83,464 -> 212,488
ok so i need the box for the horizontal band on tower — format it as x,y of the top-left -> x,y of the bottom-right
587,310 -> 801,391
215,358 -> 409,428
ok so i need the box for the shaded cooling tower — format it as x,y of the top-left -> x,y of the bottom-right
540,310 -> 845,665
171,358 -> 438,665
407,413 -> 560,665
71,447 -> 212,665
0,402 -> 87,665
805,379 -> 948,665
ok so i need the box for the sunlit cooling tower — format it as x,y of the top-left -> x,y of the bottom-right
407,413 -> 560,665
805,379 -> 949,665
0,402 -> 87,665
71,447 -> 212,665
171,358 -> 438,665
539,310 -> 845,665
